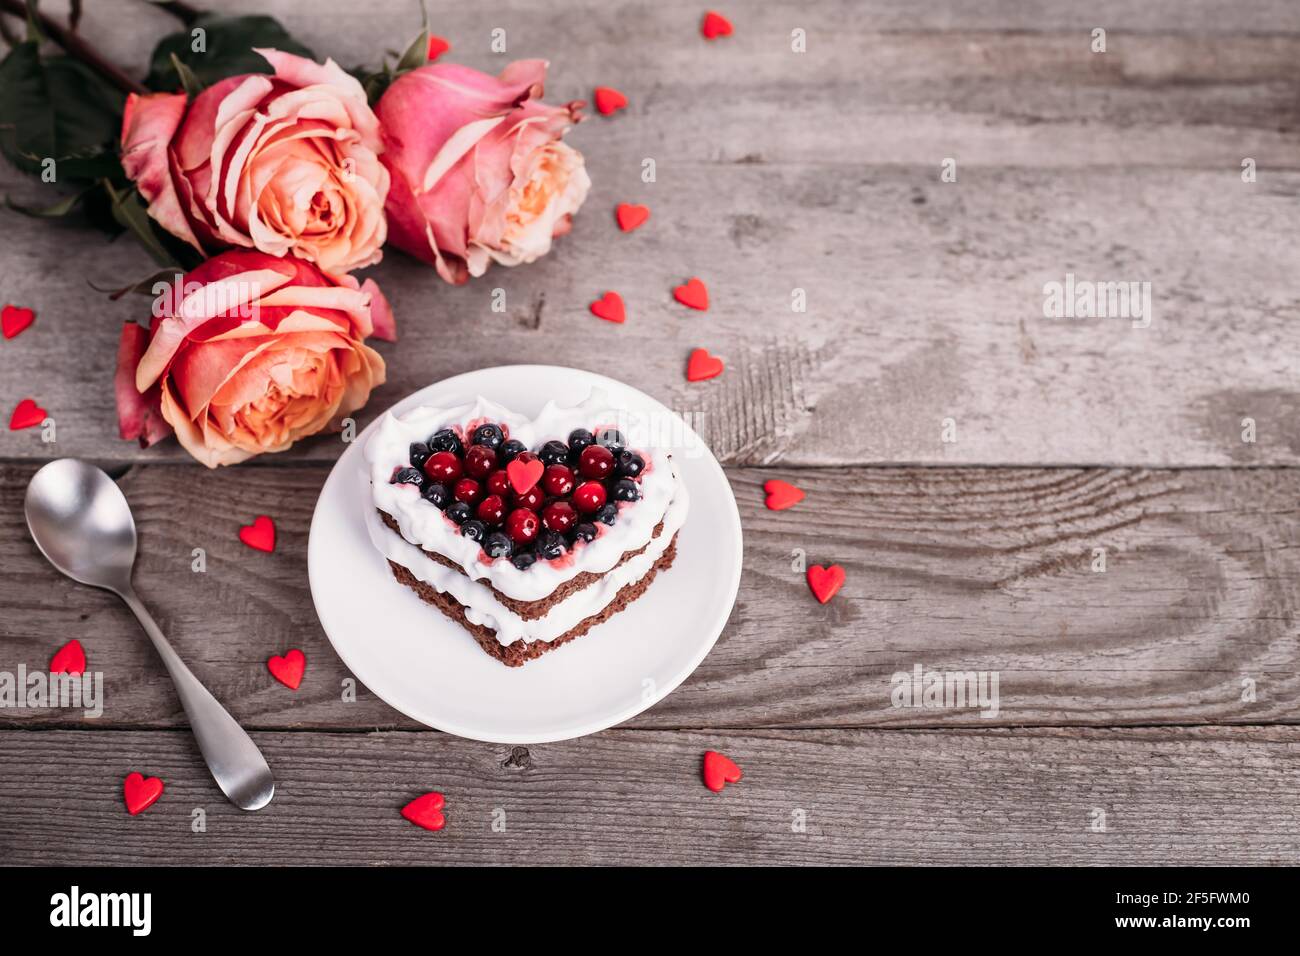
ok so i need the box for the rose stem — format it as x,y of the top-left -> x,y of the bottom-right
0,0 -> 147,95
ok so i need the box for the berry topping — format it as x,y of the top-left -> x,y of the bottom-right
499,439 -> 527,463
486,469 -> 512,497
511,549 -> 538,570
506,508 -> 540,544
445,501 -> 472,525
421,482 -> 450,508
423,450 -> 462,484
537,531 -> 567,560
571,522 -> 598,544
595,428 -> 626,457
567,428 -> 595,458
428,428 -> 463,456
542,463 -> 575,497
472,423 -> 505,450
460,519 -> 487,542
477,494 -> 507,526
573,480 -> 607,514
453,477 -> 483,506
538,440 -> 570,466
615,450 -> 645,478
595,502 -> 619,525
611,478 -> 641,502
483,531 -> 512,559
464,444 -> 498,479
513,485 -> 544,511
409,442 -> 433,470
392,466 -> 425,488
542,500 -> 578,534
578,444 -> 615,479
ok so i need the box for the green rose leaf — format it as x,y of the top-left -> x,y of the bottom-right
145,14 -> 316,92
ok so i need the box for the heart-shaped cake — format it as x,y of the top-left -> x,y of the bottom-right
365,390 -> 689,666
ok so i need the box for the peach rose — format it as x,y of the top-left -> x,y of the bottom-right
120,50 -> 389,273
115,250 -> 394,467
375,59 -> 589,284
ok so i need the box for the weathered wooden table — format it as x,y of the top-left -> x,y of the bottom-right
2,0 -> 1298,865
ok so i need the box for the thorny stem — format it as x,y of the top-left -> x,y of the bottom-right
0,0 -> 148,95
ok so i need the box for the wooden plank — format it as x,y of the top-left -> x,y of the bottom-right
1,726 -> 1298,865
3,462 -> 1297,731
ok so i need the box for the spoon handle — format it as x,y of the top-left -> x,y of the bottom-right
119,587 -> 275,811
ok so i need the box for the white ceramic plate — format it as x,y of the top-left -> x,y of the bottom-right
308,365 -> 742,743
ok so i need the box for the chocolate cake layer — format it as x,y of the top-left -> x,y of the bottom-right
386,534 -> 678,666
379,507 -> 666,620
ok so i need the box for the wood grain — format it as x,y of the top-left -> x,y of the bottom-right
2,726 -> 1298,865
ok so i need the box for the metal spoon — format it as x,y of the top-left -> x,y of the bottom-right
24,458 -> 275,811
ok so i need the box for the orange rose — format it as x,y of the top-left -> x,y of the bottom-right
115,250 -> 393,466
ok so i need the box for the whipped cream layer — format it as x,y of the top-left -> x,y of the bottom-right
365,390 -> 679,603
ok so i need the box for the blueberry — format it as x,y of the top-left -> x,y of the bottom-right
615,450 -> 644,478
483,531 -> 512,559
595,503 -> 618,526
567,428 -> 595,459
539,440 -> 569,466
499,439 -> 527,464
472,423 -> 504,450
595,428 -> 625,457
571,522 -> 598,544
611,478 -> 640,502
392,466 -> 425,488
421,482 -> 450,508
428,428 -> 463,456
409,442 -> 433,469
445,501 -> 472,525
511,548 -> 538,570
460,519 -> 487,542
536,530 -> 567,560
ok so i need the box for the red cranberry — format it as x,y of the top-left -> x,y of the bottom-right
486,469 -> 512,497
542,500 -> 577,534
506,508 -> 539,545
578,444 -> 614,480
573,480 -> 607,514
464,444 -> 497,479
453,477 -> 483,506
513,485 -> 544,511
542,464 -> 575,497
477,494 -> 507,526
423,450 -> 462,484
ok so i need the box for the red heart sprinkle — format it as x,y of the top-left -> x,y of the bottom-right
673,277 -> 709,311
2,304 -> 35,339
702,751 -> 742,792
593,86 -> 628,116
239,515 -> 276,552
615,203 -> 649,232
589,291 -> 626,323
426,35 -> 451,61
401,791 -> 446,831
507,457 -> 544,495
267,648 -> 306,690
763,479 -> 805,511
701,11 -> 733,40
123,772 -> 164,815
686,348 -> 724,382
8,398 -> 46,430
50,639 -> 86,675
807,564 -> 846,604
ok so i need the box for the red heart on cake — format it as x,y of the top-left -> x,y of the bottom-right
123,772 -> 164,815
267,648 -> 306,689
615,203 -> 649,232
686,348 -> 724,382
507,456 -> 544,494
426,35 -> 450,61
763,479 -> 804,511
9,398 -> 46,430
593,86 -> 628,116
50,639 -> 86,675
701,11 -> 733,39
239,514 -> 276,552
702,750 -> 742,792
401,791 -> 447,831
2,304 -> 35,339
589,291 -> 626,324
806,564 -> 845,604
673,277 -> 709,311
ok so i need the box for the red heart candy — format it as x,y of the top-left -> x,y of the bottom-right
673,277 -> 709,311
615,203 -> 649,232
50,639 -> 86,675
507,457 -> 544,495
2,304 -> 35,339
589,291 -> 626,324
123,772 -> 164,815
593,86 -> 628,116
426,35 -> 451,61
401,792 -> 446,831
702,751 -> 742,792
686,348 -> 724,382
9,398 -> 46,430
806,564 -> 846,604
763,479 -> 804,511
702,11 -> 733,40
239,514 -> 276,552
267,648 -> 306,690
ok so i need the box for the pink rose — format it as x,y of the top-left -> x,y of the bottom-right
116,250 -> 394,467
120,50 -> 389,273
376,59 -> 589,284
